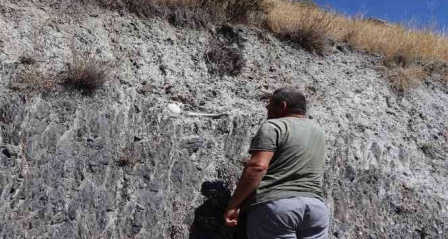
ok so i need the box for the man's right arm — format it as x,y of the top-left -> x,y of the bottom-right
223,150 -> 274,227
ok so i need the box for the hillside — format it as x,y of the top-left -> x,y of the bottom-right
0,1 -> 447,238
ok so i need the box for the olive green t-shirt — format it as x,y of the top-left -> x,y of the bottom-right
248,117 -> 326,206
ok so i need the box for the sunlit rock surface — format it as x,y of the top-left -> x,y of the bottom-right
0,1 -> 446,238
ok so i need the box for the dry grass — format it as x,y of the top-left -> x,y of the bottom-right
10,54 -> 113,95
61,51 -> 114,94
205,38 -> 245,76
381,66 -> 429,92
87,0 -> 448,64
9,68 -> 57,94
266,2 -> 335,54
267,0 -> 448,62
82,0 -> 448,90
112,0 -> 271,28
201,0 -> 272,23
263,0 -> 447,90
340,21 -> 448,62
117,154 -> 138,166
423,61 -> 448,83
117,146 -> 141,166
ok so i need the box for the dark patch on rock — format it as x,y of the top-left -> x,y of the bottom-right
19,56 -> 36,65
1,147 -> 11,158
333,229 -> 344,238
183,137 -> 208,155
190,181 -> 233,239
133,135 -> 142,142
344,165 -> 356,182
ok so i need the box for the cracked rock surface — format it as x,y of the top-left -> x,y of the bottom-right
0,1 -> 447,238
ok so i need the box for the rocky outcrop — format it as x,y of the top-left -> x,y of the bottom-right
0,1 -> 447,238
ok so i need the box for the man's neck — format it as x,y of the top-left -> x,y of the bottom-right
284,114 -> 307,118
268,114 -> 307,120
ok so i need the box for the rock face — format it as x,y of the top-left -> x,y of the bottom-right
0,1 -> 447,238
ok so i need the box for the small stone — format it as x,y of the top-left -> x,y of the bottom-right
0,53 -> 8,62
334,229 -> 344,238
1,145 -> 18,158
1,147 -> 11,158
184,137 -> 207,155
167,104 -> 182,114
134,136 -> 142,142
138,84 -> 152,95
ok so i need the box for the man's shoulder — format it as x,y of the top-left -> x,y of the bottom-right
266,117 -> 315,127
265,118 -> 284,125
263,118 -> 287,131
268,118 -> 325,135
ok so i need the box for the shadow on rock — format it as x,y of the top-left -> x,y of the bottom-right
189,181 -> 248,239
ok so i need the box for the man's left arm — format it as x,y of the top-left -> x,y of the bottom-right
223,151 -> 274,227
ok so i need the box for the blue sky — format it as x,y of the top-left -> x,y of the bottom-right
313,0 -> 448,32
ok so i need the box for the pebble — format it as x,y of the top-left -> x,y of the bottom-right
167,103 -> 182,114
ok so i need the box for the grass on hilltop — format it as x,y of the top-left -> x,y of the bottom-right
268,1 -> 448,62
98,0 -> 448,65
80,0 -> 448,89
267,0 -> 448,90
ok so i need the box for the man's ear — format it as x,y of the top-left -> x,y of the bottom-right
280,101 -> 287,111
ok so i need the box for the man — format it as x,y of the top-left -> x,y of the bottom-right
223,88 -> 329,239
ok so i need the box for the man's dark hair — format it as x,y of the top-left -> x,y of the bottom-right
271,88 -> 307,115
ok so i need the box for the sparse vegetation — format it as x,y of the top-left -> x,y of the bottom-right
32,0 -> 448,90
205,38 -> 245,76
117,145 -> 141,166
266,2 -> 334,54
263,0 -> 447,89
85,0 -> 448,62
61,51 -> 114,94
10,51 -> 114,95
18,56 -> 36,65
267,1 -> 448,62
339,20 -> 448,64
115,0 -> 271,28
381,65 -> 428,92
200,0 -> 272,23
9,68 -> 57,94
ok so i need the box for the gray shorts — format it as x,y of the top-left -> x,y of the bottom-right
247,197 -> 329,239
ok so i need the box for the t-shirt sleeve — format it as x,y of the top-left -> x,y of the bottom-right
249,122 -> 280,153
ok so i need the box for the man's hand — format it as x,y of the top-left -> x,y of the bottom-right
224,207 -> 240,227
223,151 -> 274,227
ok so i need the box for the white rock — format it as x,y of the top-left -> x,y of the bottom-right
167,103 -> 182,114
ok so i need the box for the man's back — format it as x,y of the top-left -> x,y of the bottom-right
249,117 -> 326,205
223,88 -> 329,239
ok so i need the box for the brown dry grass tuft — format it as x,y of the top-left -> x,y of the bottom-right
117,154 -> 138,166
117,146 -> 141,166
201,0 -> 272,23
381,66 -> 428,92
9,55 -> 113,95
9,68 -> 57,94
340,21 -> 448,62
118,0 -> 271,28
268,0 -> 448,62
266,1 -> 335,54
61,52 -> 114,94
205,38 -> 245,76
